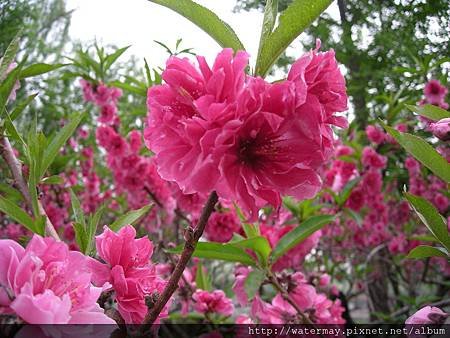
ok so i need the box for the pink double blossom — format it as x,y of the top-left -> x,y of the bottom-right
192,290 -> 234,316
145,44 -> 348,219
89,225 -> 167,323
0,236 -> 114,324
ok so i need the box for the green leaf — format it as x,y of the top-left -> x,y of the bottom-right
167,242 -> 256,266
406,245 -> 448,259
104,46 -> 130,71
195,261 -> 212,291
0,195 -> 36,233
109,80 -> 147,97
149,0 -> 245,52
244,269 -> 266,301
405,193 -> 450,251
72,222 -> 88,253
70,189 -> 86,227
255,0 -> 332,76
109,204 -> 153,231
383,124 -> 450,183
39,112 -> 85,179
9,93 -> 38,121
232,237 -> 271,267
406,104 -> 450,122
0,64 -> 22,113
19,63 -> 67,79
0,184 -> 22,202
337,177 -> 361,206
41,175 -> 64,185
270,215 -> 334,263
257,0 -> 278,59
0,33 -> 21,78
85,206 -> 104,255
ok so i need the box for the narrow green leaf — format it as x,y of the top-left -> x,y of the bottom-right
0,33 -> 21,78
257,0 -> 278,59
149,0 -> 245,52
70,189 -> 86,227
110,204 -> 152,231
19,63 -> 67,79
0,195 -> 36,233
0,64 -> 22,113
195,261 -> 212,291
244,269 -> 266,301
104,46 -> 130,71
337,177 -> 361,206
405,193 -> 450,251
0,184 -> 22,202
271,215 -> 334,263
407,245 -> 448,259
39,112 -> 85,178
41,175 -> 64,185
383,124 -> 450,183
86,206 -> 104,255
109,80 -> 147,97
406,104 -> 450,122
9,93 -> 38,121
255,0 -> 332,76
167,242 -> 256,266
72,222 -> 88,253
232,237 -> 271,267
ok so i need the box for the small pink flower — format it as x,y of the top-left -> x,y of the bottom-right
98,104 -> 117,124
406,306 -> 448,325
192,290 -> 234,316
424,80 -> 448,107
90,225 -> 167,324
365,125 -> 385,144
346,188 -> 365,211
204,211 -> 240,243
128,130 -> 142,153
232,266 -> 250,306
362,147 -> 387,169
429,118 -> 450,141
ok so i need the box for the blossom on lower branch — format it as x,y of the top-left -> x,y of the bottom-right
145,42 -> 348,220
88,225 -> 168,324
0,236 -> 114,324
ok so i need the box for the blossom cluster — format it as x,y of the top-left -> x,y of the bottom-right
144,41 -> 348,219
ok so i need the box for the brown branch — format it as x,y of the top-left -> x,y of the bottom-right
142,191 -> 218,325
144,186 -> 190,223
0,136 -> 60,240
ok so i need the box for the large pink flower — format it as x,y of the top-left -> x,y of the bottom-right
89,225 -> 167,323
0,236 -> 114,324
145,46 -> 347,219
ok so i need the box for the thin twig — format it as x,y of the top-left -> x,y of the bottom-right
0,136 -> 60,240
142,191 -> 218,325
144,186 -> 190,222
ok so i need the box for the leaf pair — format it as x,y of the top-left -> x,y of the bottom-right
148,0 -> 332,77
405,193 -> 450,259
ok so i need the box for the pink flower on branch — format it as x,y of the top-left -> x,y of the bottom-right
89,225 -> 168,324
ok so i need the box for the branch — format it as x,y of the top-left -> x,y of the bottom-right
142,191 -> 218,324
0,136 -> 60,240
144,186 -> 190,222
